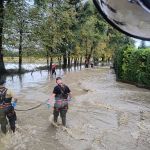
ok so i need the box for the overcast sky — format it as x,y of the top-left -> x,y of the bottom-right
134,39 -> 150,48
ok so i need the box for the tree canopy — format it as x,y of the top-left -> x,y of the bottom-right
0,0 -> 135,73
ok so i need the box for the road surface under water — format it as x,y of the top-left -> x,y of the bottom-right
0,67 -> 150,150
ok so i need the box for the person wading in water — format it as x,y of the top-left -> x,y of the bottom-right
0,79 -> 18,133
50,77 -> 72,127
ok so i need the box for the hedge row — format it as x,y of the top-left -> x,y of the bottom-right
114,46 -> 150,87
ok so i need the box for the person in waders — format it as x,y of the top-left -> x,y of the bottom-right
50,77 -> 72,127
0,80 -> 18,133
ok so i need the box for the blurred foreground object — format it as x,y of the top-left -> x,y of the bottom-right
93,0 -> 150,40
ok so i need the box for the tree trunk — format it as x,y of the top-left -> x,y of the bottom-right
0,1 -> 6,74
101,54 -> 105,66
71,57 -> 73,66
85,42 -> 95,68
18,29 -> 23,73
46,50 -> 49,70
49,47 -> 53,70
68,51 -> 71,68
77,58 -> 79,66
101,55 -> 105,66
85,38 -> 89,68
74,58 -> 77,67
63,51 -> 67,69
50,57 -> 53,71
58,57 -> 61,68
80,57 -> 82,66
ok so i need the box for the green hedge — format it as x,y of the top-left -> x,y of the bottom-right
114,47 -> 150,87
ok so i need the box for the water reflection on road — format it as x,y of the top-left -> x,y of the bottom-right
5,66 -> 83,95
0,67 -> 150,150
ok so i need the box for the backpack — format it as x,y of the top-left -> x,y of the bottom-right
0,87 -> 7,120
0,87 -> 7,103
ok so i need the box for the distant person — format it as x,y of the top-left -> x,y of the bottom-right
50,77 -> 72,126
0,80 -> 18,133
51,64 -> 56,76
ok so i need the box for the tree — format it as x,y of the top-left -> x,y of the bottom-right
4,0 -> 34,72
110,29 -> 135,79
33,0 -> 79,69
138,40 -> 146,49
0,0 -> 11,74
79,0 -> 108,67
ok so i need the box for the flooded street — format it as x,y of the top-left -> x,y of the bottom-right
0,67 -> 150,150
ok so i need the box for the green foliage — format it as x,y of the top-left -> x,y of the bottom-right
127,48 -> 150,85
113,46 -> 124,79
4,0 -> 30,44
122,46 -> 135,80
4,0 -> 148,79
3,50 -> 18,57
114,46 -> 150,86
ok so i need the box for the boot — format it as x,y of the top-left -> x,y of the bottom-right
54,115 -> 58,123
1,125 -> 7,134
62,117 -> 66,126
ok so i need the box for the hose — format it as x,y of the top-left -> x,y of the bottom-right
15,100 -> 48,111
14,98 -> 72,112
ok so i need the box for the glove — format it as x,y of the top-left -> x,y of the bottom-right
47,99 -> 51,109
12,101 -> 17,108
47,103 -> 51,109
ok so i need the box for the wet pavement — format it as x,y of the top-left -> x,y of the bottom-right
0,67 -> 150,150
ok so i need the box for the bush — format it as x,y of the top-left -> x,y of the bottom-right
114,47 -> 150,87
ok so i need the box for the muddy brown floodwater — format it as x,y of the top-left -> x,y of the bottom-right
0,67 -> 150,150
